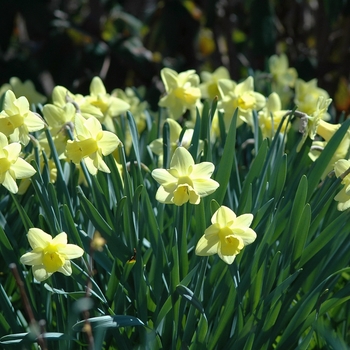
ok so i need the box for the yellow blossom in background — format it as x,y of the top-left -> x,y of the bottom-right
218,76 -> 266,129
151,147 -> 219,205
258,92 -> 290,139
198,27 -> 216,57
84,77 -> 130,132
0,77 -> 47,105
195,206 -> 257,264
269,53 -> 297,88
199,66 -> 232,100
297,96 -> 332,152
334,159 -> 350,211
0,90 -> 46,145
111,86 -> 149,154
20,228 -> 84,282
158,68 -> 201,120
294,78 -> 330,118
0,132 -> 36,193
66,114 -> 121,175
149,118 -> 204,165
112,87 -> 148,134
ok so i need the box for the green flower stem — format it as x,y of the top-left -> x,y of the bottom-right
177,204 -> 189,280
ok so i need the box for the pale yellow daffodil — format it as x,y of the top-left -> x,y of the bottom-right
51,85 -> 103,119
195,206 -> 257,264
294,79 -> 330,118
66,114 -> 121,175
268,53 -> 297,88
0,77 -> 47,105
334,159 -> 350,211
218,76 -> 266,129
158,68 -> 201,120
42,102 -> 77,159
297,96 -> 332,151
112,87 -> 148,134
20,228 -> 84,282
151,147 -> 219,205
258,92 -> 290,139
199,66 -> 232,100
149,118 -> 204,165
0,90 -> 46,145
84,77 -> 130,132
0,132 -> 36,193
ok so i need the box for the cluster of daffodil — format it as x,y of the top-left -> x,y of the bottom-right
1,50 -> 348,283
0,77 -> 147,281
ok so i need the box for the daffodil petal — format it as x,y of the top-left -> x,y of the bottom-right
170,147 -> 194,176
233,214 -> 254,229
192,178 -> 219,197
191,162 -> 215,178
24,112 -> 45,132
10,158 -> 36,179
212,206 -> 236,226
52,232 -> 68,245
155,186 -> 173,204
195,234 -> 220,256
27,228 -> 52,249
20,251 -> 42,266
152,169 -> 177,185
99,131 -> 120,156
58,244 -> 84,259
58,261 -> 73,276
90,77 -> 107,96
2,172 -> 18,194
32,265 -> 51,282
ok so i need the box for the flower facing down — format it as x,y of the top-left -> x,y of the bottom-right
0,132 -> 36,193
195,206 -> 257,264
20,228 -> 84,281
151,147 -> 219,206
334,159 -> 350,211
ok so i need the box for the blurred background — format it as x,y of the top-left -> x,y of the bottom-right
0,0 -> 349,114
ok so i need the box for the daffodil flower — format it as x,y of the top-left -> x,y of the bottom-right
149,118 -> 204,165
0,90 -> 46,145
334,159 -> 350,211
20,228 -> 84,282
151,147 -> 219,205
268,54 -> 297,88
0,132 -> 36,193
158,68 -> 201,120
294,79 -> 330,117
297,96 -> 332,151
218,76 -> 266,129
66,114 -> 121,175
84,77 -> 130,132
199,66 -> 232,100
195,206 -> 257,264
258,92 -> 290,139
0,77 -> 47,105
